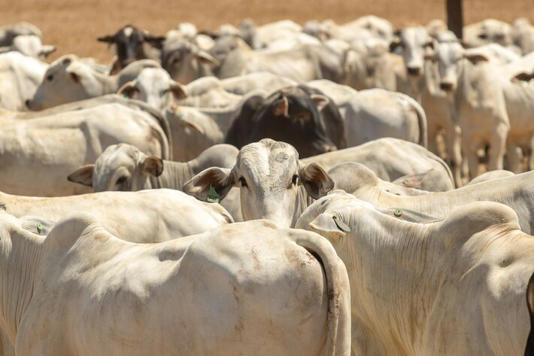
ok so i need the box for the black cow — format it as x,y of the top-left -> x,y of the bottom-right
97,24 -> 165,74
225,85 -> 345,158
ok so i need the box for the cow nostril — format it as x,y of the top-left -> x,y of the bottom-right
25,99 -> 31,108
407,67 -> 421,76
440,82 -> 453,91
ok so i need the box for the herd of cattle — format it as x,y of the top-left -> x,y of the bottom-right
1,14 -> 534,355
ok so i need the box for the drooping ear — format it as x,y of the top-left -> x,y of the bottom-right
183,167 -> 234,202
141,156 -> 163,177
309,211 -> 350,240
67,164 -> 95,187
464,53 -> 489,65
311,94 -> 329,112
194,51 -> 219,66
169,81 -> 187,100
39,45 -> 56,58
144,35 -> 166,49
65,61 -> 83,84
97,35 -> 116,43
117,80 -> 139,98
272,96 -> 289,117
299,163 -> 334,199
513,71 -> 534,83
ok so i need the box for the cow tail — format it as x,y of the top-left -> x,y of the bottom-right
294,232 -> 351,356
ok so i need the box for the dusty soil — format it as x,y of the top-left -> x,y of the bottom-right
0,0 -> 531,63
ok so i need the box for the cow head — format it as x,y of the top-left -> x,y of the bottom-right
98,25 -> 165,70
183,139 -> 334,227
161,39 -> 218,84
67,144 -> 163,192
26,55 -> 103,110
118,67 -> 186,111
390,26 -> 433,77
228,85 -> 337,158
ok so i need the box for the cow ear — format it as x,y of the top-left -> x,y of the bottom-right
311,94 -> 329,112
39,45 -> 56,58
117,81 -> 139,99
169,81 -> 187,100
97,35 -> 115,43
299,163 -> 334,199
464,53 -> 489,65
389,38 -> 402,52
273,96 -> 289,117
145,35 -> 166,49
513,71 -> 534,83
194,51 -> 219,66
525,272 -> 534,356
141,156 -> 163,177
309,211 -> 349,240
183,167 -> 234,202
65,62 -> 83,83
67,165 -> 95,187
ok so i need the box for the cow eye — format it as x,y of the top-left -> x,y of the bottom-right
46,74 -> 53,81
239,177 -> 248,188
292,174 -> 298,185
116,176 -> 127,185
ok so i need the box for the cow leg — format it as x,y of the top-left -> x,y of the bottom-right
506,141 -> 523,173
487,124 -> 509,172
445,123 -> 463,186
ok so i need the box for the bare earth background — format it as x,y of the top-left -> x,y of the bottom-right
0,0 -> 531,63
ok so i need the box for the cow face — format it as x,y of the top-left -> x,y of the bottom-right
67,144 -> 163,192
161,40 -> 218,84
98,25 -> 165,70
183,139 -> 334,227
26,55 -> 98,110
118,67 -> 186,111
432,40 -> 465,93
390,27 -> 433,77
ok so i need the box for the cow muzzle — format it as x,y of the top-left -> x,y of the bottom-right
439,81 -> 454,92
407,66 -> 421,76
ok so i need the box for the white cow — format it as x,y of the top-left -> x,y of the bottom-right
0,189 -> 232,242
301,138 -> 454,190
27,55 -> 160,110
67,143 -> 243,221
297,192 -> 533,355
307,80 -> 427,147
336,169 -> 534,233
0,52 -> 47,111
0,101 -> 169,196
0,213 -> 350,355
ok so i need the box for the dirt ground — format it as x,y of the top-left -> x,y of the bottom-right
0,0 -> 532,63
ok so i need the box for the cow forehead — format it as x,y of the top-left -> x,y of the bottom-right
136,68 -> 172,91
237,141 -> 299,180
402,28 -> 428,45
122,26 -> 134,37
95,145 -> 139,173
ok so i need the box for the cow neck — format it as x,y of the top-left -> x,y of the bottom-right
334,213 -> 436,354
0,227 -> 43,344
149,160 -> 193,190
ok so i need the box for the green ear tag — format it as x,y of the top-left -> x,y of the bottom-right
36,222 -> 43,234
393,208 -> 403,217
207,185 -> 220,204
